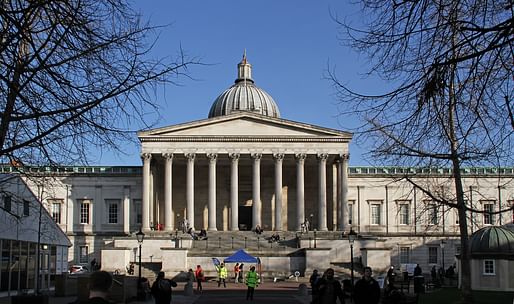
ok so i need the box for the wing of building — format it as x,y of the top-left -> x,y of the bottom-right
1,55 -> 513,291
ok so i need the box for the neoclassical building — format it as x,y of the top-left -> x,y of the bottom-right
2,55 -> 513,284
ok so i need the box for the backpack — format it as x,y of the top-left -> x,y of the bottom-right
158,279 -> 172,292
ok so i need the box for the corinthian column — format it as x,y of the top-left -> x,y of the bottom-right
340,153 -> 349,231
163,153 -> 174,231
141,153 -> 152,231
252,153 -> 262,229
318,153 -> 329,231
185,153 -> 196,230
273,153 -> 284,230
207,153 -> 218,231
230,153 -> 240,231
295,153 -> 306,230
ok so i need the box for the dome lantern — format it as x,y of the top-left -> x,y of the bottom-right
208,52 -> 280,118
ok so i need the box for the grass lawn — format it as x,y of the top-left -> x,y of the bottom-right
418,287 -> 514,304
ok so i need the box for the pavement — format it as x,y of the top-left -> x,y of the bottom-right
0,280 -> 312,304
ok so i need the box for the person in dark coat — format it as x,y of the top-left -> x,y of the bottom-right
414,264 -> 422,276
309,269 -> 320,304
315,268 -> 345,304
353,267 -> 380,304
151,271 -> 177,304
85,271 -> 112,304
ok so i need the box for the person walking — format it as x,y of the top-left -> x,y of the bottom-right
309,269 -> 320,304
414,264 -> 422,276
353,267 -> 380,304
86,271 -> 112,304
151,271 -> 177,304
234,263 -> 241,283
194,265 -> 204,293
316,268 -> 344,304
245,266 -> 259,300
216,262 -> 228,287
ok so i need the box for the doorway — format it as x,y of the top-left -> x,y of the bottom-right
238,206 -> 252,231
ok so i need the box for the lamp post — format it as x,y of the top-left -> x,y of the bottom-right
136,228 -> 145,300
347,229 -> 357,299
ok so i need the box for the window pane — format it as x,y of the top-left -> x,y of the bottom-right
133,199 -> 142,224
52,203 -> 61,224
428,247 -> 438,264
80,201 -> 90,224
484,260 -> 495,274
108,202 -> 118,224
79,246 -> 88,264
484,203 -> 494,225
371,204 -> 381,225
400,204 -> 409,225
400,247 -> 410,264
23,200 -> 30,216
428,204 -> 438,225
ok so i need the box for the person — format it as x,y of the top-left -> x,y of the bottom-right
198,229 -> 207,240
438,266 -> 445,285
270,232 -> 280,242
234,263 -> 241,284
126,263 -> 134,275
309,269 -> 320,304
187,268 -> 195,285
254,224 -> 263,234
86,271 -> 112,304
245,265 -> 259,300
151,271 -> 177,304
430,265 -> 437,283
239,263 -> 244,282
194,265 -> 204,293
90,258 -> 97,271
414,264 -> 422,276
446,265 -> 455,285
353,266 -> 380,304
216,262 -> 228,287
315,268 -> 344,304
386,266 -> 395,288
383,275 -> 402,304
304,218 -> 310,232
182,218 -> 189,233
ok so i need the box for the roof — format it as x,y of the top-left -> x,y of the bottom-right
470,226 -> 514,259
224,249 -> 259,263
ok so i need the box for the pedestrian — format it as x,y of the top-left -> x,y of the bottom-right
245,265 -> 259,300
234,263 -> 241,284
239,263 -> 244,282
216,262 -> 228,287
187,268 -> 195,286
194,265 -> 204,293
414,264 -> 422,276
316,268 -> 344,304
90,258 -> 97,271
430,265 -> 437,283
353,266 -> 380,304
386,265 -> 395,288
151,271 -> 177,304
309,269 -> 320,304
86,271 -> 112,303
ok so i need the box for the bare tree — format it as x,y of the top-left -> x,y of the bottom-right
330,0 -> 513,302
0,0 -> 197,166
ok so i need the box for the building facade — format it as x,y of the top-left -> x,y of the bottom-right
2,56 -> 513,279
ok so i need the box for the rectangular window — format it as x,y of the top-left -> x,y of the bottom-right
428,204 -> 439,225
483,203 -> 494,225
3,195 -> 11,212
133,199 -> 142,224
80,200 -> 90,224
483,260 -> 495,275
371,204 -> 381,225
428,247 -> 438,264
106,200 -> 119,224
51,201 -> 62,224
399,247 -> 410,264
23,200 -> 29,216
348,202 -> 354,225
399,204 -> 409,225
79,246 -> 88,264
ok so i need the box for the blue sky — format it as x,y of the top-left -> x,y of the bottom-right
96,0 -> 383,166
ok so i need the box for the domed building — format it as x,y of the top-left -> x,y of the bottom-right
461,226 -> 514,291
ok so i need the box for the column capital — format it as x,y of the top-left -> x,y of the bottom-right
229,153 -> 240,161
141,153 -> 152,161
162,153 -> 174,160
317,153 -> 329,161
207,153 -> 218,162
338,153 -> 350,161
295,153 -> 307,162
251,153 -> 262,160
185,153 -> 196,160
273,153 -> 285,161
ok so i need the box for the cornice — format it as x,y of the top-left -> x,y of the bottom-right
140,136 -> 350,143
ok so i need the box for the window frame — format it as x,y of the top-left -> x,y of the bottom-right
3,195 -> 11,212
23,200 -> 30,216
79,200 -> 91,224
79,245 -> 89,264
482,201 -> 495,225
483,259 -> 495,275
49,199 -> 62,224
371,203 -> 381,225
133,199 -> 142,225
427,203 -> 439,225
399,246 -> 411,264
399,203 -> 410,225
428,247 -> 438,264
105,199 -> 120,224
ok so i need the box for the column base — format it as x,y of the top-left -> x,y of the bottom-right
208,227 -> 218,231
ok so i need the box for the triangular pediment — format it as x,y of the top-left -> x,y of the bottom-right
138,112 -> 351,139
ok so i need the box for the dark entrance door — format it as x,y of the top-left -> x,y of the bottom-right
238,206 -> 252,231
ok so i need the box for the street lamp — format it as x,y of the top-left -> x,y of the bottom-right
347,228 -> 358,299
136,228 -> 145,300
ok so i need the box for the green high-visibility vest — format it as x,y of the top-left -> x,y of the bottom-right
246,270 -> 259,288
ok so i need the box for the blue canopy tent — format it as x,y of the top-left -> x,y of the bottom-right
224,249 -> 259,263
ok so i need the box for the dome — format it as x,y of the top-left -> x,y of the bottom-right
470,226 -> 514,259
208,53 -> 280,118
